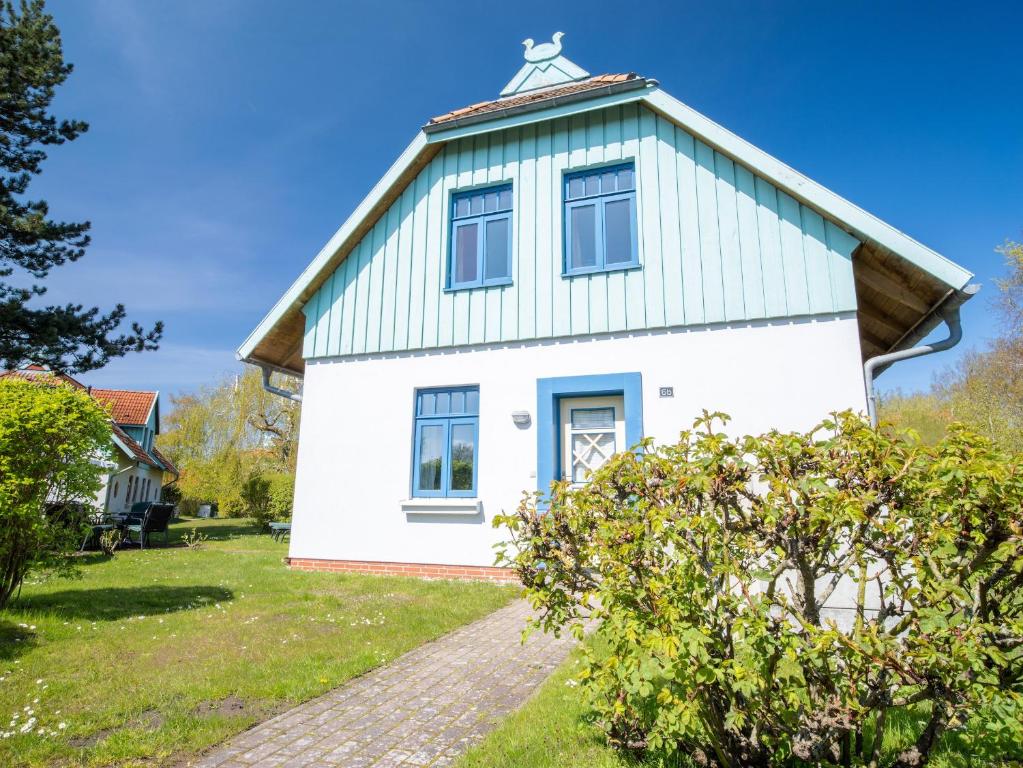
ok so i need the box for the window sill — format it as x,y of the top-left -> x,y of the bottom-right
444,279 -> 513,294
400,498 -> 482,515
562,263 -> 641,278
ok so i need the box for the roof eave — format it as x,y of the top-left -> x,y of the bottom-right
236,131 -> 434,365
423,77 -> 654,134
641,88 -> 974,292
110,432 -> 137,463
875,284 -> 980,370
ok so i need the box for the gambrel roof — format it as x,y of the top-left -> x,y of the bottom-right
238,40 -> 975,376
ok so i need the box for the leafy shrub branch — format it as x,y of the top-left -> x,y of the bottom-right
0,376 -> 110,607
496,412 -> 1023,768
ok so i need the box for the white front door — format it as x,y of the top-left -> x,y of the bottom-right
560,395 -> 625,485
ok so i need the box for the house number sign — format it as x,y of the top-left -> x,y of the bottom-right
659,387 -> 674,398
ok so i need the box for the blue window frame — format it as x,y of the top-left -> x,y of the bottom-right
412,386 -> 479,498
563,163 -> 639,275
448,184 -> 513,290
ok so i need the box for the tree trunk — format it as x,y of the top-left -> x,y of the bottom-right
892,698 -> 947,768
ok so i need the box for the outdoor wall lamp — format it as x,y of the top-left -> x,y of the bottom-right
511,410 -> 531,427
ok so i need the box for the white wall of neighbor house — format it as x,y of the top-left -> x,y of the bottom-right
97,460 -> 165,514
289,313 -> 867,570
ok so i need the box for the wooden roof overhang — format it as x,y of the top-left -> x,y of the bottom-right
852,241 -> 971,365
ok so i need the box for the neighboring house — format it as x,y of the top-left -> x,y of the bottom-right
90,387 -> 177,514
1,364 -> 178,514
238,35 -> 977,582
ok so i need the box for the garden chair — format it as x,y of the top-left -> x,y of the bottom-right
122,503 -> 175,549
125,500 -> 153,523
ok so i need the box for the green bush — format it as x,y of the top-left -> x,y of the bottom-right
240,472 -> 294,529
160,483 -> 182,505
0,377 -> 111,607
496,412 -> 1023,768
182,528 -> 208,550
216,490 -> 247,519
175,497 -> 200,517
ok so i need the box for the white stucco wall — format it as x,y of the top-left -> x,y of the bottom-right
289,313 -> 867,570
99,459 -> 165,514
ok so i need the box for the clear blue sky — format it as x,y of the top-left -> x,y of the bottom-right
33,0 -> 1022,396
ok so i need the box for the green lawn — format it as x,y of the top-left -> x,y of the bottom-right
456,646 -> 1023,768
0,517 -> 516,767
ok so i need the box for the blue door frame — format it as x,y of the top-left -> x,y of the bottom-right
535,372 -> 644,499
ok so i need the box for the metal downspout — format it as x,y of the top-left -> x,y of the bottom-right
863,285 -> 979,426
258,363 -> 303,403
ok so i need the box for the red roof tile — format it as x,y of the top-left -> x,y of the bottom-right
111,423 -> 161,468
427,74 -> 641,126
91,389 -> 157,425
150,446 -> 179,477
0,365 -> 86,389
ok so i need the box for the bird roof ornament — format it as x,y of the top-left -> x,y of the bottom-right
500,32 -> 590,97
522,31 -> 564,63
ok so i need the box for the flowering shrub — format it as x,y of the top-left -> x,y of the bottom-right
182,528 -> 208,550
98,528 -> 119,556
495,412 -> 1023,767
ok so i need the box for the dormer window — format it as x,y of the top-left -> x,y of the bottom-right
448,184 -> 513,290
563,162 -> 638,275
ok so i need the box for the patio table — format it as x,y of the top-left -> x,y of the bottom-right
269,522 -> 291,542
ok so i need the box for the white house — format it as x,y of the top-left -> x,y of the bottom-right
90,386 -> 177,515
238,35 -> 976,582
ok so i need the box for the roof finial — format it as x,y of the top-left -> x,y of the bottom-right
522,32 -> 565,64
501,32 -> 588,97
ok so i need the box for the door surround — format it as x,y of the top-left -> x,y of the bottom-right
535,372 -> 643,500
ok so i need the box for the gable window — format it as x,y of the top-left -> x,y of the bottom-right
563,163 -> 638,275
449,185 -> 513,290
412,386 -> 479,497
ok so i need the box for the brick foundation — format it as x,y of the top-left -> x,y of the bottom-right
286,557 -> 519,583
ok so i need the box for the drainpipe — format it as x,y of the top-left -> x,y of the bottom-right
257,362 -> 303,404
863,284 -> 979,426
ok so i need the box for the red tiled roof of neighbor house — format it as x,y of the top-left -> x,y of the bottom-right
0,364 -> 86,389
91,388 -> 157,425
2,364 -> 173,475
427,73 -> 640,126
111,423 -> 161,468
150,446 -> 179,477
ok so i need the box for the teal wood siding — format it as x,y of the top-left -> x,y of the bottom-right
302,104 -> 861,359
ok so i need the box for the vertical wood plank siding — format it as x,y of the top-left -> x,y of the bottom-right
302,104 -> 860,359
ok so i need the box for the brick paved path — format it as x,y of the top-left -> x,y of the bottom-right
192,600 -> 576,767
